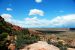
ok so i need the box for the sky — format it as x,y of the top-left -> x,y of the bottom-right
0,0 -> 75,28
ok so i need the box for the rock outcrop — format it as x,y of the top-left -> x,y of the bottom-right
21,41 -> 60,50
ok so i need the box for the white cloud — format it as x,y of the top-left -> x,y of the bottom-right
1,14 -> 48,28
25,14 -> 75,28
1,14 -> 12,22
1,13 -> 75,28
50,14 -> 75,27
1,14 -> 25,27
35,0 -> 42,3
1,14 -> 12,18
6,8 -> 13,11
29,9 -> 44,16
24,17 -> 50,27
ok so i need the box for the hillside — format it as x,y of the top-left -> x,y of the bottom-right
0,16 -> 40,49
0,16 -> 30,49
0,16 -> 23,33
0,16 -> 75,50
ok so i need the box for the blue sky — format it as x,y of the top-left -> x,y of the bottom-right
0,0 -> 75,28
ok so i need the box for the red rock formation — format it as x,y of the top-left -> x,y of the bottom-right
12,25 -> 23,31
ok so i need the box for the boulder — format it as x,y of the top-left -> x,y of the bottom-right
21,41 -> 60,50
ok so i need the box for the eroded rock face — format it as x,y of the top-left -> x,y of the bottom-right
21,41 -> 60,50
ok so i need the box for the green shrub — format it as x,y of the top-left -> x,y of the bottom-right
0,32 -> 8,41
1,32 -> 8,38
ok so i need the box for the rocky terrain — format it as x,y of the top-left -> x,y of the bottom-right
20,41 -> 75,50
